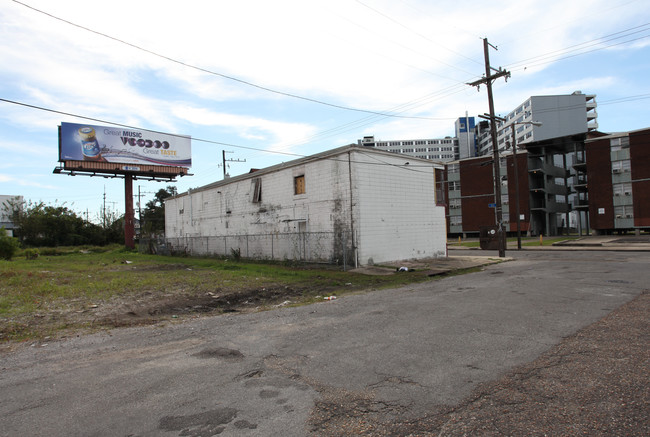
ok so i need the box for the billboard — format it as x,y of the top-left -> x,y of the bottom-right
59,122 -> 191,168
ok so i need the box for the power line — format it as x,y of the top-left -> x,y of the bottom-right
0,98 -> 448,175
507,22 -> 650,69
4,92 -> 648,166
505,24 -> 650,71
10,0 -> 451,121
354,0 -> 483,70
260,82 -> 470,156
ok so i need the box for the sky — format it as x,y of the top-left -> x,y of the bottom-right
1,0 -> 649,221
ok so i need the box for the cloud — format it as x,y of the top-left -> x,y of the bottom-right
0,173 -> 58,189
170,105 -> 318,151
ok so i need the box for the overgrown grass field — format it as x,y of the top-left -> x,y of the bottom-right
1,246 -> 439,343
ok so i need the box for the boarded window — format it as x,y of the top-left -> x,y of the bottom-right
294,175 -> 305,195
252,178 -> 262,203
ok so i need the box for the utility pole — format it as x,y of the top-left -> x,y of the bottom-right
137,185 -> 142,222
103,185 -> 107,229
222,150 -> 246,179
468,38 -> 511,258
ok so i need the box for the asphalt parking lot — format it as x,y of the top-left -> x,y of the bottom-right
0,249 -> 648,436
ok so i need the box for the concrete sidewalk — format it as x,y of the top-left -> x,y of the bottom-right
449,235 -> 650,251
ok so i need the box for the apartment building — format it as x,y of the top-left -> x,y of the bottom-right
444,152 -> 531,236
358,135 -> 458,161
476,91 -> 597,156
442,127 -> 650,237
582,128 -> 650,233
359,92 -> 595,164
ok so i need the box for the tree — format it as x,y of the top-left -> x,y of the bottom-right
141,186 -> 177,237
95,205 -> 124,244
7,200 -> 110,247
0,226 -> 21,260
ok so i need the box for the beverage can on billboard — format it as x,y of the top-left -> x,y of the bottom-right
78,127 -> 104,161
59,122 -> 191,167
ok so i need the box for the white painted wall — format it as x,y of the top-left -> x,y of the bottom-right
166,156 -> 352,236
165,151 -> 354,261
165,147 -> 447,265
350,150 -> 447,265
532,95 -> 588,140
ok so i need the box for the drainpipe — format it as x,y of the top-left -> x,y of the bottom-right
348,151 -> 358,268
188,188 -> 192,228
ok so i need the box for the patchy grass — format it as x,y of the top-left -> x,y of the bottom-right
449,236 -> 583,248
0,247 -> 444,344
521,236 -> 581,246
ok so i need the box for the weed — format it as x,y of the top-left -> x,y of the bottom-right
0,247 -> 459,343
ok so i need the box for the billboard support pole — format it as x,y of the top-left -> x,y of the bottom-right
124,174 -> 135,249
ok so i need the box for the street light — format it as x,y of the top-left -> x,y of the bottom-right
509,121 -> 542,250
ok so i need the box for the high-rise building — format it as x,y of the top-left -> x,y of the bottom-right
476,91 -> 597,156
358,92 -> 597,164
357,135 -> 458,161
455,115 -> 477,160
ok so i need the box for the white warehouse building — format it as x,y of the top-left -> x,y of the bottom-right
164,145 -> 447,267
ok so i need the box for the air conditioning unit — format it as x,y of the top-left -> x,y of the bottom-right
614,193 -> 620,196
616,215 -> 622,219
613,168 -> 621,173
626,214 -> 633,218
625,192 -> 631,196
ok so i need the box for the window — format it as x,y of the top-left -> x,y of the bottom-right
252,177 -> 262,203
612,160 -> 631,173
294,175 -> 305,195
614,205 -> 634,218
610,136 -> 630,151
613,182 -> 632,196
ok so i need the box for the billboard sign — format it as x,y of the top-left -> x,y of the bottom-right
59,122 -> 191,167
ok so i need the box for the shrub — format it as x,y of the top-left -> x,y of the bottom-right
24,248 -> 40,260
0,227 -> 21,260
39,247 -> 63,256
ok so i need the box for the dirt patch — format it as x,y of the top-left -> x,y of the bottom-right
90,284 -> 317,328
0,256 -> 501,348
0,283 -> 341,348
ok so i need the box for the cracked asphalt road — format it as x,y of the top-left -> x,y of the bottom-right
0,251 -> 647,436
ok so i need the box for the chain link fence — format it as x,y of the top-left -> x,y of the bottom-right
139,231 -> 352,267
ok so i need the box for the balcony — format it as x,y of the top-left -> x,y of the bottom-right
573,198 -> 589,210
527,158 -> 569,178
